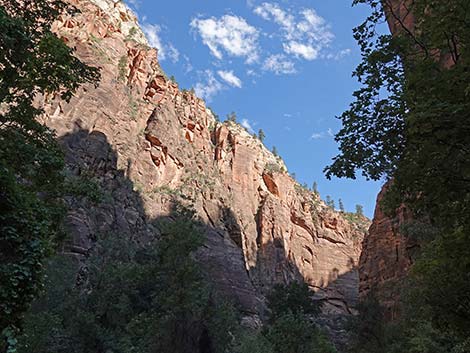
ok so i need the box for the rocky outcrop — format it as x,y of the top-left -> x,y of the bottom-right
42,0 -> 369,343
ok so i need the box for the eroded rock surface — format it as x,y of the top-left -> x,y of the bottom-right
358,184 -> 415,319
42,0 -> 369,344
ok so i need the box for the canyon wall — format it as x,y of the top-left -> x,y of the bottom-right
359,0 -> 453,316
42,0 -> 369,342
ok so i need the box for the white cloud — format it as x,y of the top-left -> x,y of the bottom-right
254,3 -> 295,33
254,3 -> 333,61
283,41 -> 318,60
311,132 -> 324,140
217,70 -> 242,88
311,128 -> 335,140
324,48 -> 352,60
182,55 -> 193,73
194,70 -> 224,102
125,0 -> 140,8
167,44 -> 180,63
142,24 -> 164,55
190,15 -> 259,63
241,118 -> 254,133
263,54 -> 296,74
142,23 -> 179,63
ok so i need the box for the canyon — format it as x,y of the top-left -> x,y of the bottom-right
39,0 -> 372,346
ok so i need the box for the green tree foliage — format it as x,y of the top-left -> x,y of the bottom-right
265,312 -> 336,353
331,1 -> 470,350
271,146 -> 278,156
264,282 -> 335,353
338,199 -> 345,213
227,111 -> 237,122
325,196 -> 335,210
355,204 -> 364,217
237,282 -> 336,353
325,0 -> 470,223
17,218 -> 238,353
347,293 -> 386,352
266,282 -> 321,322
312,182 -> 319,195
0,0 -> 99,349
258,129 -> 266,142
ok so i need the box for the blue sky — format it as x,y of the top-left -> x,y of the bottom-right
125,0 -> 384,217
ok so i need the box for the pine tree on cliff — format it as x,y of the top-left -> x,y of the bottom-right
355,204 -> 363,217
227,111 -> 237,122
339,198 -> 345,213
272,146 -> 278,156
258,128 -> 266,142
325,195 -> 335,210
312,181 -> 319,195
0,0 -> 99,350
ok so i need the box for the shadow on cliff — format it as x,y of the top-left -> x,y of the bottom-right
57,126 -> 262,352
57,126 -> 361,351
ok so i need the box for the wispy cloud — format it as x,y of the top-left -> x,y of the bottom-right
310,128 -> 335,140
125,0 -> 141,9
217,70 -> 242,88
311,132 -> 324,140
182,55 -> 193,73
190,15 -> 259,63
254,3 -> 333,61
263,54 -> 296,74
142,23 -> 179,62
241,118 -> 254,133
324,48 -> 352,61
194,70 -> 224,102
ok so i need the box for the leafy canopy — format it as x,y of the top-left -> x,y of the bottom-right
0,0 -> 99,350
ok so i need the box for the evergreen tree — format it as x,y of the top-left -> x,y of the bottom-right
325,196 -> 335,210
338,199 -> 345,213
227,111 -> 237,122
258,129 -> 266,142
271,146 -> 278,156
355,204 -> 364,217
312,182 -> 318,195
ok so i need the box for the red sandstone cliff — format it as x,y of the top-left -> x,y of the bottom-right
41,0 -> 369,339
358,0 -> 455,315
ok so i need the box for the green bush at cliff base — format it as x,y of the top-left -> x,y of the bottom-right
348,229 -> 470,353
17,218 -> 239,353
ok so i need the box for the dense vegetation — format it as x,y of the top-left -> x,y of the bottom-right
326,0 -> 470,352
16,215 -> 336,353
0,0 -> 99,350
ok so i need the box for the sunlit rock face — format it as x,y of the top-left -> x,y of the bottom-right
43,0 -> 369,343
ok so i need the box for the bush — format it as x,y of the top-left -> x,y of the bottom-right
266,282 -> 321,321
17,217 -> 238,353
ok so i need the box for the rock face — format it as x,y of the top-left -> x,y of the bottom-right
358,184 -> 415,318
358,0 -> 455,316
42,0 -> 369,344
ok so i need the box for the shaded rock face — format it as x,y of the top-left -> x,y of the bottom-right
358,184 -> 415,319
359,0 -> 454,317
42,0 -> 369,342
